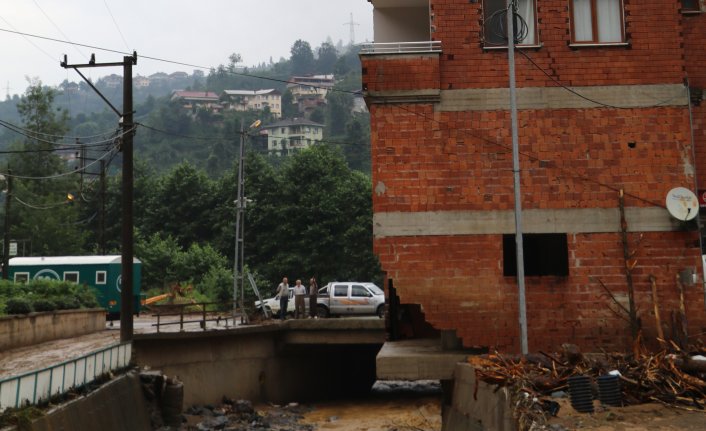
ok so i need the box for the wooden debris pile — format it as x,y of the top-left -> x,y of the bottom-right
469,343 -> 706,429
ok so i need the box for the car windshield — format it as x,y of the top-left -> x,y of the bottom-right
367,284 -> 384,295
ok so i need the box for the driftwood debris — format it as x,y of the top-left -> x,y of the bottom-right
470,343 -> 706,430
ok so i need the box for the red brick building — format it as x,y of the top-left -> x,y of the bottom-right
361,0 -> 706,353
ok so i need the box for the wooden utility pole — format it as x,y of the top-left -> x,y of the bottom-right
62,53 -> 137,342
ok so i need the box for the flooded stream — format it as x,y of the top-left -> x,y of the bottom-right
181,381 -> 443,431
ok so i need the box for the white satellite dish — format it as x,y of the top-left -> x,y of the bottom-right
666,187 -> 699,221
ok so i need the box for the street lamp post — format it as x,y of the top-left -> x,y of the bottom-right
233,120 -> 261,325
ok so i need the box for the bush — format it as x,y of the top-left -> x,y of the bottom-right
5,297 -> 33,315
32,298 -> 56,312
54,297 -> 80,310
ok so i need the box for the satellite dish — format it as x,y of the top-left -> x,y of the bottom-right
666,187 -> 699,221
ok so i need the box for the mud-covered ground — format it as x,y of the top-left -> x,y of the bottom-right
175,381 -> 443,431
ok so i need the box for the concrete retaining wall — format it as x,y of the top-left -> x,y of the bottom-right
442,363 -> 517,431
0,309 -> 105,351
26,372 -> 151,431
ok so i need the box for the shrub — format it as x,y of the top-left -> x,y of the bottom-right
32,299 -> 56,312
5,297 -> 33,315
54,297 -> 80,310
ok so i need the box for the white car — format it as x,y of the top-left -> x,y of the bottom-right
255,287 -> 310,317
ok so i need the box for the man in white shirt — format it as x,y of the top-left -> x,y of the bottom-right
293,279 -> 307,319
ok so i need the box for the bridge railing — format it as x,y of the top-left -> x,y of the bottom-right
149,301 -> 241,332
0,342 -> 131,412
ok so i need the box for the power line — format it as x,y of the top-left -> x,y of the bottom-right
31,0 -> 87,60
515,49 -> 686,109
0,120 -> 128,148
0,118 -> 122,141
389,103 -> 664,209
137,122 -> 368,148
0,27 -> 363,97
102,0 -> 130,51
0,144 -> 118,180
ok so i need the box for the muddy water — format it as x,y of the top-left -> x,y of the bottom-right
298,381 -> 442,431
185,381 -> 444,431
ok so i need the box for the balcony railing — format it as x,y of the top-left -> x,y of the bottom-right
360,41 -> 442,55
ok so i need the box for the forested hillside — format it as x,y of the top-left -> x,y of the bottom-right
0,39 -> 379,304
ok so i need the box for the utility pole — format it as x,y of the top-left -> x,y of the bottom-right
233,124 -> 245,324
100,160 -> 106,255
61,52 -> 137,342
506,0 -> 528,355
2,169 -> 11,280
233,120 -> 260,325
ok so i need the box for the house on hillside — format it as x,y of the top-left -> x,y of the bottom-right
261,118 -> 324,156
171,90 -> 221,113
134,75 -> 151,88
361,0 -> 706,353
287,75 -> 335,116
222,89 -> 282,118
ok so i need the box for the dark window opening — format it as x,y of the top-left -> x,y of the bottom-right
503,233 -> 569,276
682,0 -> 701,12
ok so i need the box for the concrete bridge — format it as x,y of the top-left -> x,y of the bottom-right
133,318 -> 389,405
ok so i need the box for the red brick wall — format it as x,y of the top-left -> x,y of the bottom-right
683,12 -> 706,190
362,54 -> 440,92
430,0 -> 686,89
365,0 -> 706,353
370,104 -> 694,213
376,232 -> 705,352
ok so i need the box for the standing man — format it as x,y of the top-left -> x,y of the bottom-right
277,277 -> 289,321
293,279 -> 307,319
308,277 -> 318,319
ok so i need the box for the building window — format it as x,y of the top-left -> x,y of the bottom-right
14,272 -> 29,283
570,0 -> 625,44
503,233 -> 569,276
682,0 -> 702,12
483,0 -> 537,46
96,271 -> 107,284
64,272 -> 79,283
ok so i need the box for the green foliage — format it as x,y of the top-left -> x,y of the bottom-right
32,298 -> 56,312
290,40 -> 315,75
5,297 -> 32,314
0,280 -> 99,315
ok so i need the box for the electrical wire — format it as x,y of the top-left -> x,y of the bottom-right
0,27 -> 362,98
389,103 -> 665,209
0,120 -> 130,149
102,0 -> 130,51
0,15 -> 57,62
515,49 -> 688,109
0,144 -> 119,180
137,122 -> 367,148
30,0 -> 88,60
0,118 -> 121,140
14,195 -> 72,210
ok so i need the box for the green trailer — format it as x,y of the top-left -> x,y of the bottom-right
7,255 -> 142,316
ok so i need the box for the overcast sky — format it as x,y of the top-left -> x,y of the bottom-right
0,0 -> 374,96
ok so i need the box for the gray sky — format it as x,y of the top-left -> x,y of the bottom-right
0,0 -> 374,96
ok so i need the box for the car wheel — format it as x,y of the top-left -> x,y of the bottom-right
376,304 -> 385,319
317,304 -> 329,318
263,305 -> 272,318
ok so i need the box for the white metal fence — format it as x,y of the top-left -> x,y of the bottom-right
0,342 -> 131,412
359,41 -> 442,55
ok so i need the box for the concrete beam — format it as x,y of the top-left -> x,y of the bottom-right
366,84 -> 688,110
376,338 -> 470,380
373,207 -> 685,238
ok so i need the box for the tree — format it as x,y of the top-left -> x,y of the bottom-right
281,89 -> 298,119
316,42 -> 338,74
290,40 -> 315,76
6,81 -> 86,255
244,147 -> 380,285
